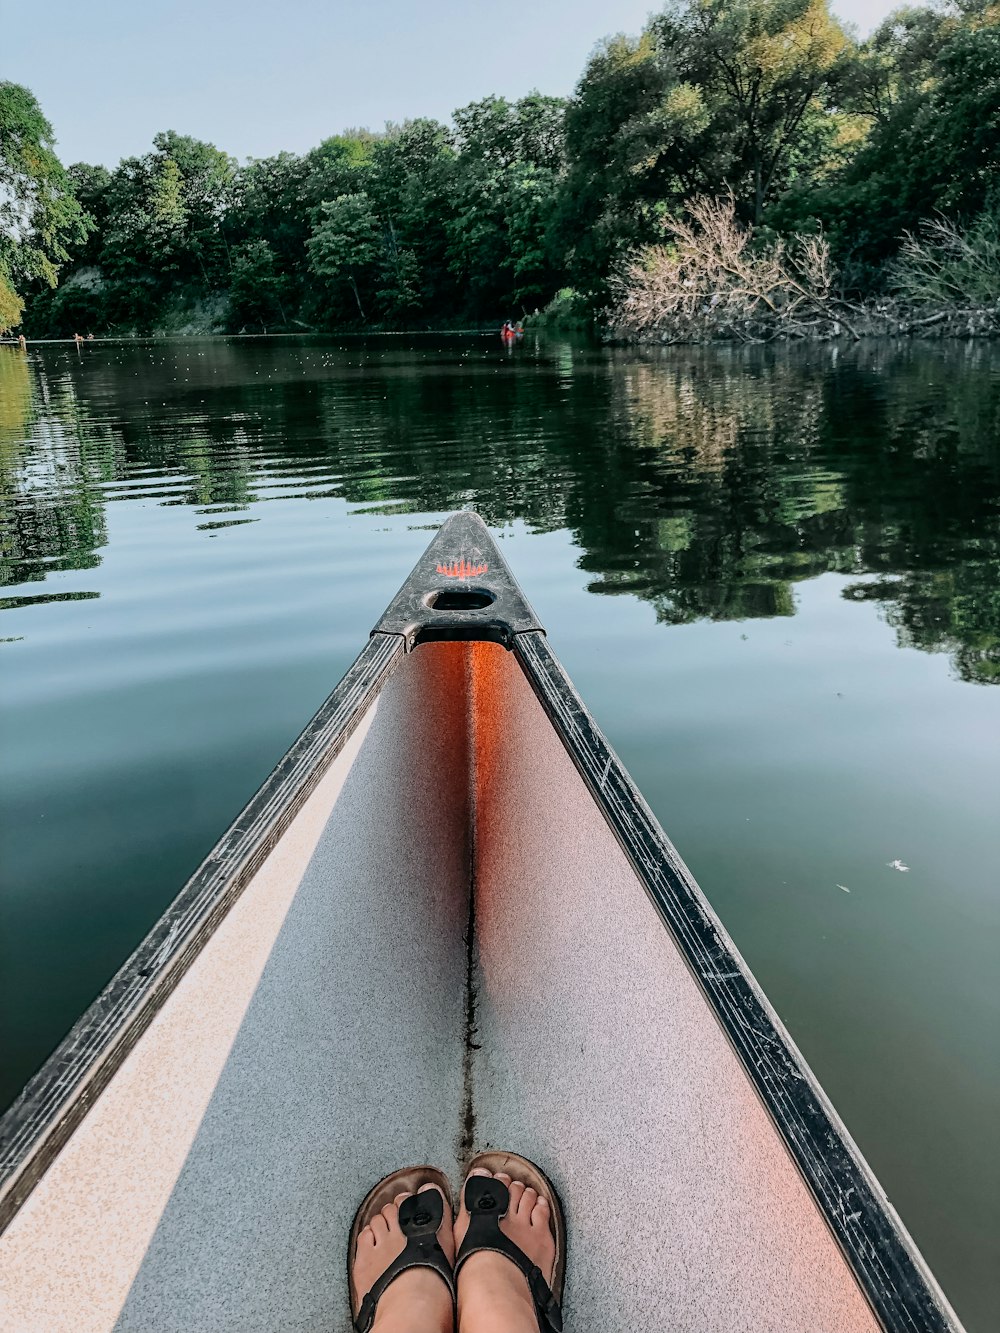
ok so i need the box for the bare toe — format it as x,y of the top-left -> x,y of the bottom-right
518,1185 -> 538,1217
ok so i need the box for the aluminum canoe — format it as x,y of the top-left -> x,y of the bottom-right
0,512 -> 963,1333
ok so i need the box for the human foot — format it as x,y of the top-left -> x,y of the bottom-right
351,1181 -> 456,1333
454,1162 -> 560,1333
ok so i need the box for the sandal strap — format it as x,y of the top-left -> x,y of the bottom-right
354,1189 -> 455,1333
454,1176 -> 563,1333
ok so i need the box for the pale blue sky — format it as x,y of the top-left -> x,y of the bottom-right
6,0 -> 903,167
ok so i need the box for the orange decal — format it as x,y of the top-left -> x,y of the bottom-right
436,558 -> 488,580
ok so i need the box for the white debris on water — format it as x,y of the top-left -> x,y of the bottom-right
887,859 -> 910,872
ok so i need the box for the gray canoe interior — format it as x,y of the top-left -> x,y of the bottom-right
0,641 -> 880,1333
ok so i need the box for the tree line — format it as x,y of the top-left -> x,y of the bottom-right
2,0 -> 998,337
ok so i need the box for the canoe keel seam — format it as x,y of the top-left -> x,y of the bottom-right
458,874 -> 479,1171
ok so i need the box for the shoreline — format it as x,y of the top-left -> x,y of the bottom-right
5,312 -> 1000,348
0,328 -> 499,346
605,308 -> 1000,347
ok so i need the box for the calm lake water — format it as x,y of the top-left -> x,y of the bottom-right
1,335 -> 998,1328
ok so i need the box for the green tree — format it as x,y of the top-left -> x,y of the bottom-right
307,193 -> 381,321
557,1 -> 854,298
792,4 -> 1000,280
101,153 -> 186,280
302,133 -> 376,212
64,163 -> 112,266
838,4 -> 952,127
556,31 -> 713,297
231,153 -> 308,257
508,164 -> 562,307
367,119 -> 457,315
375,235 -> 421,323
99,133 -> 235,293
447,94 -> 566,312
150,130 -> 236,285
0,82 -> 88,325
653,0 -> 853,224
226,152 -> 311,321
228,239 -> 288,330
0,276 -> 22,333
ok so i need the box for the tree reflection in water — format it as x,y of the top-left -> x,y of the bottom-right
1,337 -> 998,681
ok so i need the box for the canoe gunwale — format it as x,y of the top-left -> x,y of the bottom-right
512,628 -> 963,1333
0,632 -> 404,1235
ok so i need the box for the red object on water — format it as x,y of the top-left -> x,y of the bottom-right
437,558 -> 488,580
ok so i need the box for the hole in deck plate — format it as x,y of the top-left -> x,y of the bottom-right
425,587 -> 495,611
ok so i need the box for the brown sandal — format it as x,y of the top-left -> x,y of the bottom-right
347,1165 -> 455,1333
455,1151 -> 566,1332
